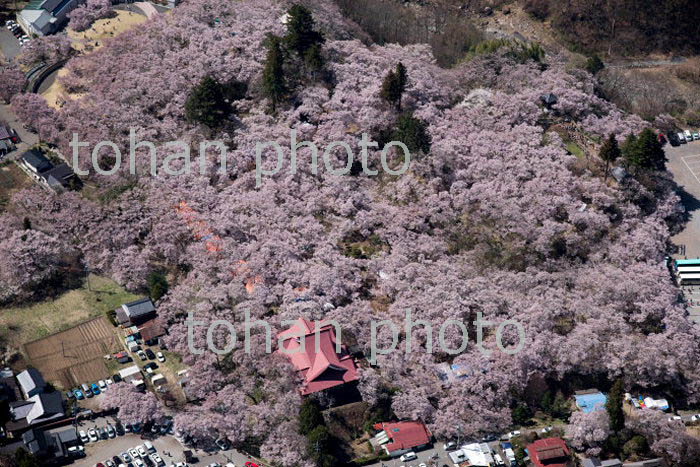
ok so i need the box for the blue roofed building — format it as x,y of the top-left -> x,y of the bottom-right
574,390 -> 608,414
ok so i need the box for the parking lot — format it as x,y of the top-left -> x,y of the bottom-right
70,415 -> 263,467
666,138 -> 700,324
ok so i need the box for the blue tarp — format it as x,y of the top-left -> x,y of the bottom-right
575,392 -> 608,413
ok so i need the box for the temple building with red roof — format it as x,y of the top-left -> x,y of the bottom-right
372,420 -> 432,457
277,318 -> 359,395
528,438 -> 572,467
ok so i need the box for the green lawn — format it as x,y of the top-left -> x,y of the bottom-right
566,142 -> 586,159
0,274 -> 141,347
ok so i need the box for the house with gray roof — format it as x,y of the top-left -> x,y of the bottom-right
8,392 -> 65,434
17,0 -> 85,36
116,298 -> 156,326
16,368 -> 46,399
18,149 -> 76,192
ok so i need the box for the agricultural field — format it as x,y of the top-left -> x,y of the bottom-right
23,316 -> 121,389
0,274 -> 139,348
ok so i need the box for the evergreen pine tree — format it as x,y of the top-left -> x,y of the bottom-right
285,4 -> 324,58
606,378 -> 625,432
599,134 -> 621,180
184,76 -> 231,127
262,35 -> 287,112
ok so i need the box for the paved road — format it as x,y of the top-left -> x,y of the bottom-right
0,27 -> 21,61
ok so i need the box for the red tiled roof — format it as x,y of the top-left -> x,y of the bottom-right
374,421 -> 432,453
528,438 -> 571,467
277,318 -> 358,395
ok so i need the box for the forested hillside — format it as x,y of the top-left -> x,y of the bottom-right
1,0 -> 700,465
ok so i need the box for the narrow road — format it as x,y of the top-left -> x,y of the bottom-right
0,103 -> 39,158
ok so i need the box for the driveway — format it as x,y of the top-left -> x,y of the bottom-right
0,27 -> 21,60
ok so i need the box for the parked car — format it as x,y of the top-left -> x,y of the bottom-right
129,448 -> 140,459
67,445 -> 84,456
685,130 -> 693,141
112,456 -> 122,465
73,389 -> 84,400
106,425 -> 116,438
65,390 -> 75,399
678,132 -> 688,143
91,382 -> 101,395
400,452 -> 417,462
105,378 -> 113,386
541,426 -> 553,433
120,451 -> 132,462
694,131 -> 700,141
669,415 -> 682,421
82,383 -> 93,397
244,463 -> 260,467
669,132 -> 681,146
443,440 -> 457,451
99,427 -> 108,439
113,374 -> 123,383
137,350 -> 147,361
105,460 -> 115,467
132,422 -> 142,433
115,422 -> 125,436
99,380 -> 107,390
156,352 -> 165,362
215,438 -> 230,450
145,348 -> 156,360
138,445 -> 148,458
79,430 -> 89,443
88,428 -> 98,442
691,414 -> 700,422
150,453 -> 164,466
506,430 -> 521,439
143,440 -> 155,453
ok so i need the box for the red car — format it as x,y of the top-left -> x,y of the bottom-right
245,463 -> 260,467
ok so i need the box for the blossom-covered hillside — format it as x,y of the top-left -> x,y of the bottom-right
2,0 -> 700,464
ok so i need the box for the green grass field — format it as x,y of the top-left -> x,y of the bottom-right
0,274 -> 141,347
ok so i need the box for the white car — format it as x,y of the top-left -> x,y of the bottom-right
67,445 -> 84,455
134,459 -> 145,467
691,414 -> 700,422
79,430 -> 89,443
443,441 -> 457,451
129,448 -> 140,459
106,424 -> 116,438
400,452 -> 417,462
157,351 -> 165,362
685,130 -> 693,141
121,452 -> 132,462
541,426 -> 553,433
150,453 -> 165,465
99,380 -> 107,390
105,378 -> 114,386
138,446 -> 148,458
669,415 -> 682,422
679,132 -> 688,143
88,428 -> 98,442
507,430 -> 521,439
144,440 -> 155,452
494,453 -> 505,466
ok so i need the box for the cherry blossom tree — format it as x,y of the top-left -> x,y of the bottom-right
100,382 -> 165,424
